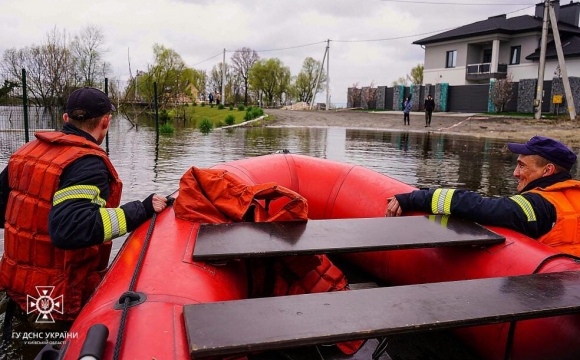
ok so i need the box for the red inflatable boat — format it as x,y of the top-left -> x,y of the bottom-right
52,154 -> 580,360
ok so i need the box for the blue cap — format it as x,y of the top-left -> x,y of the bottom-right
66,87 -> 116,120
507,136 -> 577,171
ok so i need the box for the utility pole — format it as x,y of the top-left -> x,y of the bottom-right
310,45 -> 328,110
326,39 -> 330,111
222,48 -> 226,105
548,0 -> 577,119
534,0 -> 549,120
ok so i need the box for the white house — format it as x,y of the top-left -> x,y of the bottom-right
414,1 -> 580,85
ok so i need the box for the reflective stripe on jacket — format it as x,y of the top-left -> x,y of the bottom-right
527,180 -> 580,256
0,131 -> 122,320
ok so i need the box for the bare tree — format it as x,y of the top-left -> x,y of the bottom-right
208,62 -> 231,99
231,47 -> 259,105
347,82 -> 361,108
490,74 -> 514,113
1,27 -> 76,121
70,25 -> 109,87
362,81 -> 378,109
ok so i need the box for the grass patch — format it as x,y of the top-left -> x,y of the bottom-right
199,118 -> 213,133
477,112 -> 562,119
159,123 -> 175,134
225,114 -> 235,126
185,106 -> 248,126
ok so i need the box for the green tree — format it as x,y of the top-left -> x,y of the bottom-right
136,44 -> 191,109
292,57 -> 326,104
407,63 -> 424,85
249,58 -> 291,106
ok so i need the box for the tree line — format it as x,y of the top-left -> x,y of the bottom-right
1,25 -> 328,116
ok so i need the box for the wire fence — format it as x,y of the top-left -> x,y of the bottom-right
0,70 -> 64,155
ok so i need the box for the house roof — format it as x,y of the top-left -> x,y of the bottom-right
413,15 -> 580,45
526,35 -> 580,60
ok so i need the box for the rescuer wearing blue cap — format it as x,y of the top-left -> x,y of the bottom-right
386,136 -> 580,256
0,87 -> 168,327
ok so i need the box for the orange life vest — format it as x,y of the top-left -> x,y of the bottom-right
528,179 -> 580,256
0,132 -> 122,320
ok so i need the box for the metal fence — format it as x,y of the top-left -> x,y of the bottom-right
0,69 -> 63,156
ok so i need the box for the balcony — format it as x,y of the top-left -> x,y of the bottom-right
466,63 -> 507,81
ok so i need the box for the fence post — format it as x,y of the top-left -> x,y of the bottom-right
21,68 -> 29,143
105,78 -> 109,154
154,82 -> 159,137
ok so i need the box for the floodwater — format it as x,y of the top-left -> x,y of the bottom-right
1,113 -> 579,359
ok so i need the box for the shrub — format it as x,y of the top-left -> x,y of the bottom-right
247,106 -> 253,112
237,104 -> 245,111
244,110 -> 253,121
192,102 -> 197,106
225,114 -> 235,126
251,108 -> 261,119
229,106 -> 234,111
201,102 -> 206,107
210,104 -> 215,108
256,108 -> 264,116
218,104 -> 225,110
185,103 -> 189,107
159,123 -> 175,134
199,118 -> 213,133
159,109 -> 171,124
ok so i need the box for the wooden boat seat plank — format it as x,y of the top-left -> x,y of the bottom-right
192,216 -> 505,261
184,271 -> 580,359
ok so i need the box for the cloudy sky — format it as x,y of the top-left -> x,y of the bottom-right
0,0 -> 537,105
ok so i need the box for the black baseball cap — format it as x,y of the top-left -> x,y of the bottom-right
507,136 -> 577,171
65,87 -> 116,120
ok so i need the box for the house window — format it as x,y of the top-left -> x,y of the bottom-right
510,46 -> 521,65
446,50 -> 457,68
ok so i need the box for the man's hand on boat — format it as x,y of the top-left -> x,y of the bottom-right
152,194 -> 168,213
385,196 -> 403,217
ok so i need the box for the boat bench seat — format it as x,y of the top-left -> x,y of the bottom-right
192,215 -> 505,262
184,271 -> 580,359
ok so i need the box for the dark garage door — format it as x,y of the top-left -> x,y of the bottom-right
448,84 -> 489,112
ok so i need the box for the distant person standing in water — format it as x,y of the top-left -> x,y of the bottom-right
424,95 -> 435,127
403,96 -> 412,126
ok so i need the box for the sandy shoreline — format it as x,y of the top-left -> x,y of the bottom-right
264,109 -> 580,146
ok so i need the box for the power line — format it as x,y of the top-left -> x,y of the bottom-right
228,41 -> 328,54
332,4 -> 534,43
381,0 -> 534,5
191,51 -> 223,67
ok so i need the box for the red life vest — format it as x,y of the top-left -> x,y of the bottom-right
0,132 -> 122,320
528,179 -> 580,256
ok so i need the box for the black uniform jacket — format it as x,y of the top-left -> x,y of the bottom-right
394,172 -> 571,239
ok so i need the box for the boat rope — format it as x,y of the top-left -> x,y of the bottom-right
503,253 -> 580,360
112,195 -> 175,360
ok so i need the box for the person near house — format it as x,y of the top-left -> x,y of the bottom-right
0,87 -> 168,327
209,92 -> 214,104
403,96 -> 412,126
216,92 -> 221,105
424,95 -> 435,127
386,136 -> 580,256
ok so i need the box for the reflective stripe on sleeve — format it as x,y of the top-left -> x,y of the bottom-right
431,189 -> 456,215
53,185 -> 106,207
99,208 -> 128,242
509,195 -> 537,222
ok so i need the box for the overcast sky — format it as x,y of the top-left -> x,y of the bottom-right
0,0 -> 537,105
